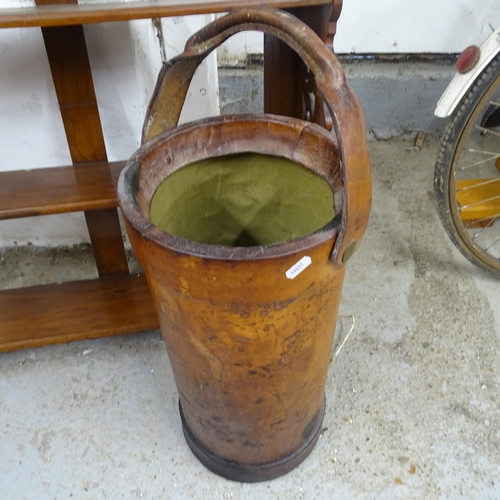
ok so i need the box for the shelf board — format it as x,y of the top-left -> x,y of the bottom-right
0,0 -> 330,29
0,161 -> 125,220
0,273 -> 160,352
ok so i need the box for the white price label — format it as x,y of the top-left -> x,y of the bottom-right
285,256 -> 312,280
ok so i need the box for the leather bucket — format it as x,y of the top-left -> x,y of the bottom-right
118,7 -> 371,482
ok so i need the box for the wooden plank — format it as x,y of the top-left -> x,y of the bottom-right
39,22 -> 106,162
84,208 -> 133,275
0,161 -> 125,220
0,274 -> 159,352
0,0 -> 330,29
456,178 -> 500,222
263,3 -> 334,118
39,12 -> 129,276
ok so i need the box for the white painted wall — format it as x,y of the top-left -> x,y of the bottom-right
218,0 -> 500,64
335,0 -> 500,53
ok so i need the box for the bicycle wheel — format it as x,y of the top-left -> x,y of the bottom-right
435,52 -> 500,275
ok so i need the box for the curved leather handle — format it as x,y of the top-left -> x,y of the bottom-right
141,7 -> 371,265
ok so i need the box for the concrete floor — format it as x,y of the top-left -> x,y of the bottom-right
1,138 -> 499,499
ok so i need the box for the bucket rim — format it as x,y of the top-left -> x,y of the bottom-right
118,114 -> 341,261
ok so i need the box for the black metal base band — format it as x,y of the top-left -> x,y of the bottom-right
179,397 -> 326,483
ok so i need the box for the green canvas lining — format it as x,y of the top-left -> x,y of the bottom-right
150,153 -> 335,247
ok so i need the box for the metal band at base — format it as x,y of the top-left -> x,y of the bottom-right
179,397 -> 326,483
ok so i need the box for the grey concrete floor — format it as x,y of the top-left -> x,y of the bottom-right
1,138 -> 499,499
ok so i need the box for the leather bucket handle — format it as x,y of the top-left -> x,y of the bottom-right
141,7 -> 371,265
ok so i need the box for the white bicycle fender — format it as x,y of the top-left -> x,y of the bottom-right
435,27 -> 500,118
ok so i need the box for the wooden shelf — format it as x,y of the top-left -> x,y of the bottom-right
0,0 -> 329,29
0,161 -> 125,220
0,273 -> 160,352
0,0 -> 339,351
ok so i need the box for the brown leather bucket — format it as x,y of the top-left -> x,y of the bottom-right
118,7 -> 371,482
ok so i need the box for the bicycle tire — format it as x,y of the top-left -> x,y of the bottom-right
434,51 -> 500,275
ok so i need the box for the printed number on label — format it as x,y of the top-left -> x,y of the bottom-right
285,256 -> 312,280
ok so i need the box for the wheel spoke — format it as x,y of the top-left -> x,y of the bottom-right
434,53 -> 500,273
457,146 -> 500,172
458,193 -> 500,210
484,234 -> 500,252
456,177 -> 500,192
474,125 -> 500,138
469,216 -> 497,240
464,214 -> 500,228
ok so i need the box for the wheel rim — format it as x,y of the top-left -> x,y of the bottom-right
449,71 -> 500,272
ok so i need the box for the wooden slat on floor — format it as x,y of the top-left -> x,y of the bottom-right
0,161 -> 125,220
0,273 -> 159,352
